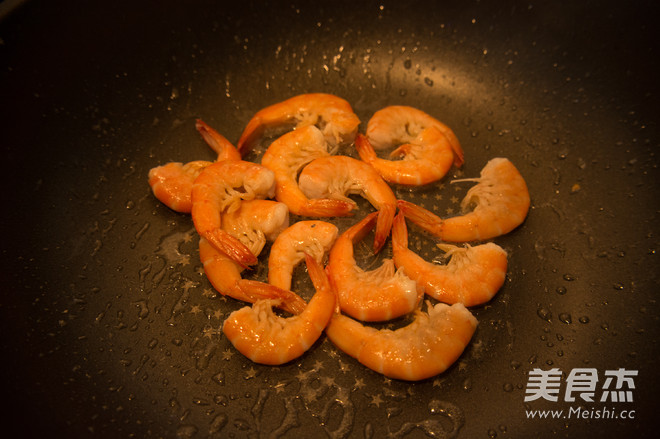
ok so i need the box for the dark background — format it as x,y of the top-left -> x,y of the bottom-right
1,1 -> 658,437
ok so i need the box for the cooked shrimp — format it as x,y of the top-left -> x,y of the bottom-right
355,125 -> 457,185
200,199 -> 308,315
391,212 -> 507,307
398,158 -> 530,242
268,221 -> 338,291
297,155 -> 397,253
327,212 -> 421,322
149,160 -> 212,213
237,93 -> 360,154
148,119 -> 241,213
260,125 -> 354,217
325,301 -> 477,381
223,254 -> 336,365
364,105 -> 463,164
191,160 -> 276,268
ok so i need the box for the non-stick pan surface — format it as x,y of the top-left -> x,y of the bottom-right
1,1 -> 658,438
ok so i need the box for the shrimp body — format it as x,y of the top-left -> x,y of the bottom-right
148,160 -> 212,213
365,105 -> 463,162
223,254 -> 336,365
148,119 -> 241,213
191,160 -> 276,267
392,212 -> 507,307
327,212 -> 421,322
356,125 -> 456,185
261,125 -> 354,217
297,155 -> 397,253
399,158 -> 530,242
268,221 -> 338,291
325,301 -> 477,381
237,93 -> 360,154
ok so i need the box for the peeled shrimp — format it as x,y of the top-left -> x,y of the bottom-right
260,125 -> 354,217
223,254 -> 336,365
355,125 -> 457,185
149,160 -> 212,213
268,220 -> 338,291
356,106 -> 463,185
191,160 -> 276,268
297,155 -> 397,253
398,157 -> 530,242
237,93 -> 360,154
148,119 -> 241,213
391,212 -> 508,307
199,200 -> 306,315
365,105 -> 463,162
327,212 -> 421,322
325,301 -> 477,381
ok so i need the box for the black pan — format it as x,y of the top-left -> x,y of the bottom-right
1,1 -> 658,438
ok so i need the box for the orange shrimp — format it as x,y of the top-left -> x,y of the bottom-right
148,119 -> 241,213
191,160 -> 276,268
222,254 -> 336,365
267,220 -> 338,291
391,212 -> 508,307
355,125 -> 457,185
199,200 -> 306,315
237,93 -> 360,154
297,155 -> 397,253
398,158 -> 530,242
260,125 -> 354,217
327,212 -> 421,322
364,105 -> 463,164
148,160 -> 212,213
325,301 -> 477,381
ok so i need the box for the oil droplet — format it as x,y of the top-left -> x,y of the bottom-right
556,286 -> 567,295
578,316 -> 590,324
212,371 -> 225,386
176,424 -> 198,438
510,360 -> 521,370
462,378 -> 472,392
503,383 -> 514,392
487,428 -> 498,438
537,307 -> 552,322
613,282 -> 624,290
424,77 -> 434,86
403,59 -> 412,69
558,313 -> 572,324
563,273 -> 576,281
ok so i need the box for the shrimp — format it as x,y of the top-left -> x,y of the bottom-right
398,158 -> 530,242
149,160 -> 212,213
297,155 -> 397,253
148,119 -> 241,213
191,160 -> 276,268
325,301 -> 477,381
198,200 -> 306,315
391,212 -> 508,307
237,93 -> 360,154
222,254 -> 336,365
364,105 -> 463,164
260,125 -> 354,217
327,212 -> 421,322
355,126 -> 457,185
268,221 -> 338,291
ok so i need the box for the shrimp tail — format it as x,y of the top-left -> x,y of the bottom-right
205,228 -> 258,269
397,199 -> 443,236
236,279 -> 307,315
391,210 -> 409,250
196,119 -> 242,161
355,133 -> 377,163
374,203 -> 395,253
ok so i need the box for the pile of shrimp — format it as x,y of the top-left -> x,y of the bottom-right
148,94 -> 530,381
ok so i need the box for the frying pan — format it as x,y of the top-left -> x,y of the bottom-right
1,0 -> 658,437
